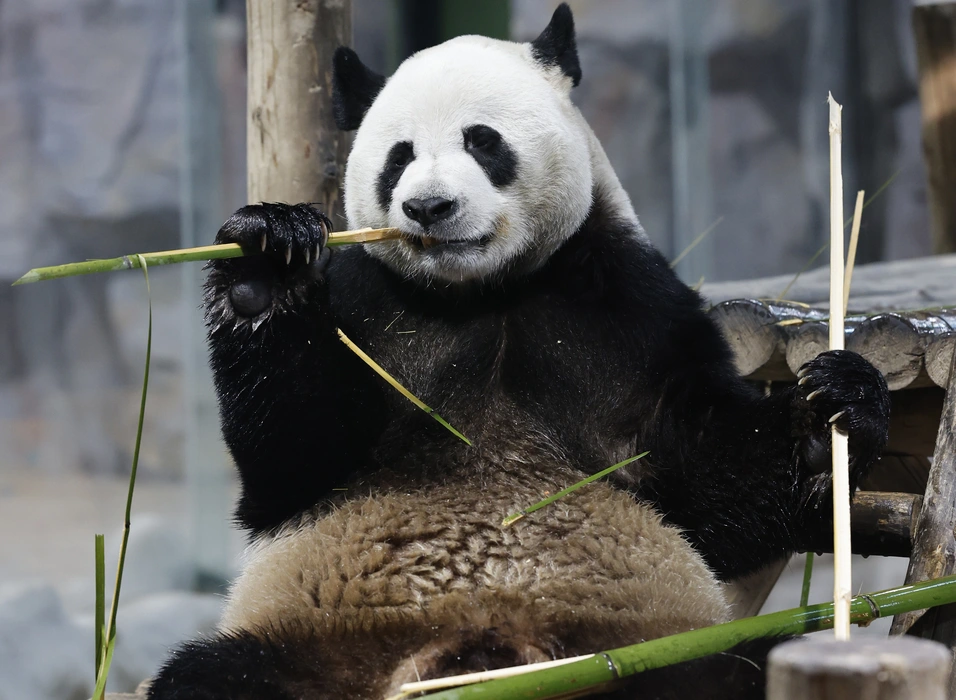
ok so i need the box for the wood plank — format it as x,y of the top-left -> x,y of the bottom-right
913,3 -> 956,254
891,351 -> 956,692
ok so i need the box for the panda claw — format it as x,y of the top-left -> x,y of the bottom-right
798,376 -> 809,386
796,367 -> 808,379
285,247 -> 292,266
313,244 -> 320,263
805,388 -> 822,402
304,247 -> 311,265
260,233 -> 267,252
829,410 -> 846,424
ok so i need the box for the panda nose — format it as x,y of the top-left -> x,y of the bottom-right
402,197 -> 457,227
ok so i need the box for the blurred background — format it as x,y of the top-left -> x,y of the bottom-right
0,0 -> 933,697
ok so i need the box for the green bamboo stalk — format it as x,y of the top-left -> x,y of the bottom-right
94,534 -> 105,679
799,552 -> 814,608
12,227 -> 401,286
418,574 -> 956,699
92,256 -> 153,699
501,452 -> 650,527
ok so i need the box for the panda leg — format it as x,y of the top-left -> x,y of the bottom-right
147,634 -> 296,700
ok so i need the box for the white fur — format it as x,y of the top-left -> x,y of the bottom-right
344,36 -> 611,284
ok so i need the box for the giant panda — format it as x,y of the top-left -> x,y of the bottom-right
149,5 -> 890,699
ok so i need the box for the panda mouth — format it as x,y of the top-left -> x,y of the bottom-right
407,234 -> 493,251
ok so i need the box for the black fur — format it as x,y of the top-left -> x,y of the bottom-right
148,630 -> 783,699
148,634 -> 296,700
332,47 -> 386,131
199,197 -> 888,575
531,3 -> 582,87
375,141 -> 415,211
464,124 -> 519,188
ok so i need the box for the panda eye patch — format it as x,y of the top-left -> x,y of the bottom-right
390,143 -> 414,167
376,141 -> 415,211
463,125 -> 517,189
464,125 -> 501,151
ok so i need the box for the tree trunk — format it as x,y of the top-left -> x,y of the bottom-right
246,0 -> 352,223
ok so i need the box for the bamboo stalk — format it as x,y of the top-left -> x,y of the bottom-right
390,655 -> 595,699
843,190 -> 865,312
827,92 -> 851,642
417,575 -> 956,700
12,227 -> 402,285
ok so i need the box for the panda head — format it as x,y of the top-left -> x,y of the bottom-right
333,4 -> 595,284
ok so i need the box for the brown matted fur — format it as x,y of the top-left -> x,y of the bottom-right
221,476 -> 728,697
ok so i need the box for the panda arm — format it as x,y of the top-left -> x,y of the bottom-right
547,224 -> 888,580
633,308 -> 890,581
204,204 -> 390,534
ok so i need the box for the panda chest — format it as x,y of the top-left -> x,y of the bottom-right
355,303 -> 641,449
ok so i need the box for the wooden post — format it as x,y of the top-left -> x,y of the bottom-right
246,0 -> 352,219
891,349 -> 956,694
768,638 -> 951,700
913,3 -> 956,254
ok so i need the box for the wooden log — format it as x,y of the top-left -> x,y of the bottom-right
767,637 -> 951,700
786,322 -> 830,376
927,332 -> 956,388
802,492 -> 921,559
849,492 -> 920,558
913,3 -> 956,254
246,0 -> 351,218
891,351 -> 956,692
846,313 -> 925,391
709,299 -> 787,378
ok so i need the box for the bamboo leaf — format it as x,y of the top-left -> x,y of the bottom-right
91,636 -> 116,700
502,452 -> 649,527
93,255 -> 153,697
799,552 -> 814,608
94,534 -> 105,678
671,216 -> 724,268
336,329 -> 471,445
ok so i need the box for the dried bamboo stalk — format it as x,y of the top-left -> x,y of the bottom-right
827,92 -> 852,641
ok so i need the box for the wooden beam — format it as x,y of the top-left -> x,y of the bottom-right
800,491 -> 922,559
246,0 -> 352,217
891,346 -> 956,695
913,4 -> 956,254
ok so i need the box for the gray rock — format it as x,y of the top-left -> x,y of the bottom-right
0,583 -> 90,700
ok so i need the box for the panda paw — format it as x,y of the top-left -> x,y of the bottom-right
792,349 -> 891,483
210,203 -> 332,320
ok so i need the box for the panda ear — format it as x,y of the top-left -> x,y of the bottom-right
332,47 -> 387,131
530,3 -> 581,88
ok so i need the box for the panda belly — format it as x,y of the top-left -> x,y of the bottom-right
219,476 -> 729,698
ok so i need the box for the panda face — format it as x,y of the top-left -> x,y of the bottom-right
341,37 -> 594,284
